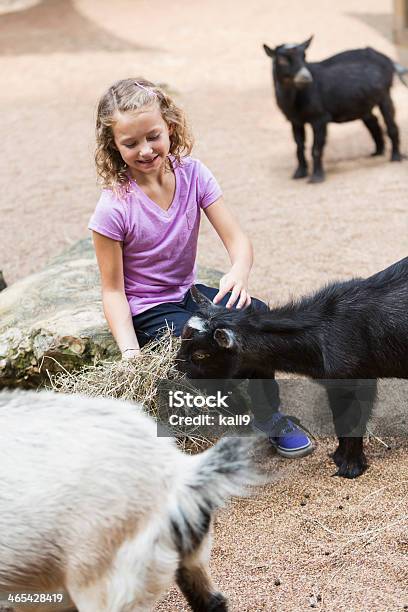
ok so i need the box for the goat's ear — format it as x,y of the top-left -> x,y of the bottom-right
213,328 -> 236,349
181,324 -> 194,340
299,35 -> 313,52
263,44 -> 276,59
190,285 -> 213,308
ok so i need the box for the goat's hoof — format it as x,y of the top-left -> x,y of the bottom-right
331,447 -> 344,468
391,152 -> 405,161
292,166 -> 308,179
370,149 -> 384,157
334,456 -> 368,479
308,173 -> 325,184
207,592 -> 228,611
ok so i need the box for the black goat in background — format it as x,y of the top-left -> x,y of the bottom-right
263,37 -> 408,182
177,257 -> 408,479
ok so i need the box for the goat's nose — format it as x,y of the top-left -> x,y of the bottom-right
293,66 -> 313,85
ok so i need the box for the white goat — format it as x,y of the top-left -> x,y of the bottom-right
0,390 -> 260,612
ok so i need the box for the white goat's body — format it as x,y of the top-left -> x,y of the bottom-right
0,390 -> 256,612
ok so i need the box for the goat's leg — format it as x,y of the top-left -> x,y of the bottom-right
334,437 -> 367,479
177,532 -> 228,612
362,113 -> 385,156
66,580 -> 110,612
67,529 -> 179,612
379,94 -> 403,161
291,123 -> 308,179
331,435 -> 347,468
309,119 -> 328,183
69,567 -> 176,612
325,379 -> 377,479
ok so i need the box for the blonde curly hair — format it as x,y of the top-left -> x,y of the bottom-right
95,78 -> 194,193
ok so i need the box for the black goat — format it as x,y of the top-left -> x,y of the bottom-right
177,257 -> 408,478
0,271 -> 6,292
263,37 -> 408,182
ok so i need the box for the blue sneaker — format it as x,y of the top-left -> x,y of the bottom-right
252,412 -> 314,458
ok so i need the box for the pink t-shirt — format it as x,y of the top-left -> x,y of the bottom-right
88,157 -> 222,315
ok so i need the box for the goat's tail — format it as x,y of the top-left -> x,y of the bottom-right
170,436 -> 266,555
394,61 -> 408,87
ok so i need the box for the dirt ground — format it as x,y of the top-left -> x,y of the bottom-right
1,0 -> 407,610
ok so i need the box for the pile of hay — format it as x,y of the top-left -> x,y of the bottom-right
47,332 -> 214,452
48,331 -> 180,408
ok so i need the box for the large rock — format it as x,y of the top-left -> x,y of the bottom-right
0,0 -> 42,14
0,238 -> 222,387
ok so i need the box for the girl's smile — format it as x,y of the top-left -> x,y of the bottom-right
135,153 -> 160,167
112,107 -> 171,181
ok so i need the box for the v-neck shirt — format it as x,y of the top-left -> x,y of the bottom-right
88,156 -> 222,315
129,170 -> 176,214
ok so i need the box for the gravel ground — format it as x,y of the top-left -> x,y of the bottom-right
1,0 -> 407,610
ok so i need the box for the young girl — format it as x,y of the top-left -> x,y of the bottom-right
89,78 -> 313,458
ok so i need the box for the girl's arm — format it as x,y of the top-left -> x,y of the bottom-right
203,197 -> 253,308
92,232 -> 141,359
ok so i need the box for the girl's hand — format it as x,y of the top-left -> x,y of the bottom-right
121,348 -> 141,361
213,271 -> 252,309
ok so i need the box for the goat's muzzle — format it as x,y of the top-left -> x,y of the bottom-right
293,66 -> 313,87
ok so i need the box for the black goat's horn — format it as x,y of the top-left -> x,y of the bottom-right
299,35 -> 313,51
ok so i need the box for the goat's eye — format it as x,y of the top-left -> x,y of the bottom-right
192,351 -> 210,362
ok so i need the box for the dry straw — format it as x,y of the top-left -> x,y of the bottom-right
46,331 -> 213,452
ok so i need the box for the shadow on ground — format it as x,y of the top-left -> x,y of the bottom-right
0,0 -> 156,55
347,12 -> 393,43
